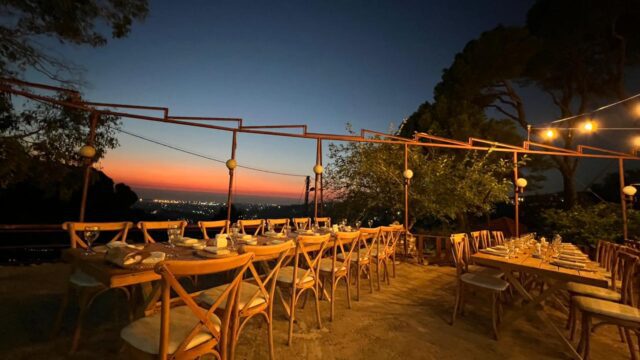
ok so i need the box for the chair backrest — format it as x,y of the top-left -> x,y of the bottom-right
357,227 -> 380,260
450,233 -> 470,276
62,221 -> 132,248
198,220 -> 228,239
378,226 -> 397,257
491,231 -> 505,246
315,217 -> 331,228
329,231 -> 360,272
239,219 -> 264,236
596,240 -> 613,269
266,218 -> 289,233
137,220 -> 187,244
290,234 -> 331,286
469,230 -> 490,252
616,251 -> 639,307
155,252 -> 254,359
292,217 -> 311,230
241,241 -> 294,314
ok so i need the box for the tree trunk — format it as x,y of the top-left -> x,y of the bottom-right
561,169 -> 577,209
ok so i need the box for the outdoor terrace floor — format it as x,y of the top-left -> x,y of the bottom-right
0,262 -> 630,359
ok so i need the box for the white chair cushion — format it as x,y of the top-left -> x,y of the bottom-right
277,266 -> 314,284
566,282 -> 621,302
69,270 -> 103,287
574,296 -> 640,323
460,273 -> 509,292
120,305 -> 221,355
319,258 -> 347,273
468,265 -> 504,278
197,282 -> 267,310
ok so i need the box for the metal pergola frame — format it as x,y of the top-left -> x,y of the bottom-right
2,78 -> 640,250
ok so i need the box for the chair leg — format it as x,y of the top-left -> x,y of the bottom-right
569,302 -> 578,341
70,289 -> 91,354
451,282 -> 461,325
624,329 -> 637,360
355,265 -> 361,301
52,283 -> 72,339
566,295 -> 573,330
287,288 -> 296,346
491,292 -> 500,341
578,312 -> 591,359
330,277 -> 336,322
375,260 -> 381,291
345,275 -> 352,310
368,264 -> 374,294
313,287 -> 323,330
267,315 -> 275,360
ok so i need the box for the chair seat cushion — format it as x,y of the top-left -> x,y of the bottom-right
197,282 -> 267,310
69,270 -> 103,287
460,273 -> 509,292
277,266 -> 314,284
468,265 -> 504,278
319,258 -> 347,273
566,282 -> 621,302
574,296 -> 640,323
120,305 -> 221,355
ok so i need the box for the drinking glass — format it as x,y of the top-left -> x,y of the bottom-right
355,220 -> 362,229
368,219 -> 373,228
231,223 -> 239,240
83,226 -> 100,255
166,225 -> 180,248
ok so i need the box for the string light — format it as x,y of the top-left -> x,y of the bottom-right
582,120 -> 596,133
543,128 -> 556,140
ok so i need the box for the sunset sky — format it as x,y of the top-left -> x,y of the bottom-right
34,0 -> 640,203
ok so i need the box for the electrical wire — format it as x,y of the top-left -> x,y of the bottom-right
539,92 -> 640,126
113,126 -> 309,178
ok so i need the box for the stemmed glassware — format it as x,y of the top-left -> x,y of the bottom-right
166,224 -> 180,248
83,226 -> 100,255
368,219 -> 374,228
355,220 -> 362,230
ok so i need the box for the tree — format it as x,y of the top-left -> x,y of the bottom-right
324,130 -> 513,230
402,0 -> 640,209
0,0 -> 148,82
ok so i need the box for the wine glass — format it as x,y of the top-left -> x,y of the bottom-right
83,226 -> 100,255
368,219 -> 373,228
166,224 -> 180,248
355,220 -> 362,230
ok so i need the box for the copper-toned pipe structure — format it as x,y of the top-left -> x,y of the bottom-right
314,139 -> 322,220
226,130 -> 238,229
620,159 -> 628,240
79,111 -> 99,221
3,78 -> 640,243
513,152 -> 520,238
404,143 -> 410,256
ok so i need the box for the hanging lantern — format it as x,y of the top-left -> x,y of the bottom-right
226,159 -> 237,170
516,178 -> 528,188
403,169 -> 414,179
78,145 -> 96,158
623,185 -> 637,197
313,164 -> 323,175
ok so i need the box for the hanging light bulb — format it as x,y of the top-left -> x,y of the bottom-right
543,128 -> 556,140
582,119 -> 596,133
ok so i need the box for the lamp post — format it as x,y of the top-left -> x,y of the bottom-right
226,130 -> 238,230
513,152 -> 528,238
78,111 -> 99,222
313,139 -> 323,220
403,143 -> 413,257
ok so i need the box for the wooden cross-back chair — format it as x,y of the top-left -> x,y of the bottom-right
575,251 -> 640,359
266,218 -> 289,233
388,224 -> 404,278
319,231 -> 360,321
292,217 -> 311,231
450,233 -> 509,340
315,217 -> 331,228
137,220 -> 187,243
277,233 -> 330,346
344,227 -> 378,300
197,241 -> 294,360
491,231 -> 505,246
198,220 -> 229,239
370,226 -> 395,289
120,253 -> 254,360
55,222 -> 133,353
469,230 -> 491,253
238,219 -> 264,236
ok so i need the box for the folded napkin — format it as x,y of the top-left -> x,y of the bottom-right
559,254 -> 588,263
180,237 -> 199,244
560,250 -> 585,257
105,247 -> 143,268
141,251 -> 166,265
493,245 -> 507,251
212,234 -> 228,248
551,259 -> 586,269
204,246 -> 231,255
240,234 -> 253,241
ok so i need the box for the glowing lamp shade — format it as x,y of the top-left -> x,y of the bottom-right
543,129 -> 556,140
78,145 -> 96,158
225,159 -> 237,170
623,185 -> 637,197
313,164 -> 324,175
403,169 -> 414,179
582,120 -> 596,132
516,178 -> 528,188
633,137 -> 640,148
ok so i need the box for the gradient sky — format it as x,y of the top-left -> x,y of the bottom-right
32,0 -> 640,203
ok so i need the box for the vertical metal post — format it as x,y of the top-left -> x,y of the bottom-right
314,139 -> 321,220
226,130 -> 238,229
79,111 -> 99,222
513,152 -> 520,238
320,141 -> 324,217
620,158 -> 628,240
404,144 -> 409,256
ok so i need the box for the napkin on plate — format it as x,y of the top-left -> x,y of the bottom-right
141,251 -> 166,265
551,259 -> 586,269
480,248 -> 509,257
559,254 -> 588,263
204,246 -> 231,255
105,247 -> 143,268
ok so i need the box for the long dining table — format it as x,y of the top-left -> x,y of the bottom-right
63,230 -> 349,316
471,242 -> 608,360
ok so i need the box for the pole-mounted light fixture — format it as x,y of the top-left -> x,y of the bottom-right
78,144 -> 96,158
225,159 -> 237,170
623,185 -> 637,197
403,169 -> 414,180
516,177 -> 528,191
313,164 -> 323,175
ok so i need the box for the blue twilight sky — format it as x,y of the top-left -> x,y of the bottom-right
29,0 -> 640,203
